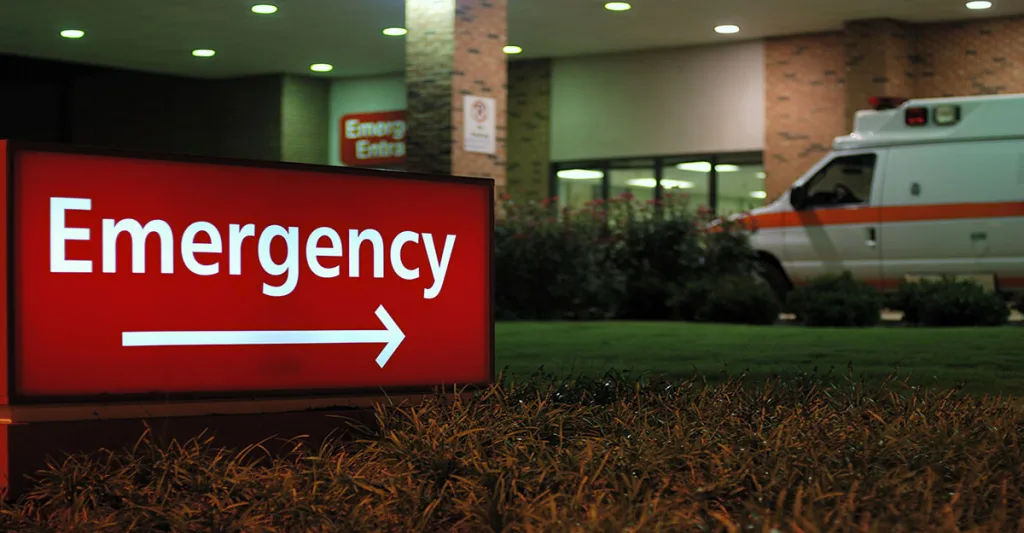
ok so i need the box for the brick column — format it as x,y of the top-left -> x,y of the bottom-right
507,59 -> 551,200
843,19 -> 914,131
405,0 -> 508,189
763,33 -> 847,202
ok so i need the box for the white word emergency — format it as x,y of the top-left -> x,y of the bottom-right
49,197 -> 456,299
344,117 -> 407,161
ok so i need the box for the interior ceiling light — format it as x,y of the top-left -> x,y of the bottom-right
251,4 -> 278,14
503,45 -> 523,54
627,178 -> 694,189
750,191 -> 768,199
191,49 -> 216,58
310,63 -> 334,72
60,29 -> 85,39
382,27 -> 408,36
604,2 -> 632,11
756,171 -> 766,179
676,162 -> 740,172
965,1 -> 992,8
557,169 -> 604,180
714,24 -> 740,34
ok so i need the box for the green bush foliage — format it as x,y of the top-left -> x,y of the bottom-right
495,192 -> 759,321
4,371 -> 1023,532
889,278 -> 1009,327
669,275 -> 780,325
786,272 -> 883,327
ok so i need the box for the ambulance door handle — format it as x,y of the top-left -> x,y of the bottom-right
866,227 -> 877,248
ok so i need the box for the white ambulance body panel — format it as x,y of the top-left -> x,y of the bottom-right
748,93 -> 1024,294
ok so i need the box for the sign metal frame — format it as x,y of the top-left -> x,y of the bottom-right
2,140 -> 495,406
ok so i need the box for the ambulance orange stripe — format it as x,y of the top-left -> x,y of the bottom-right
744,201 -> 1024,230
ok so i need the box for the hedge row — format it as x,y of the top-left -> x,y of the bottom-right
789,272 -> 1011,327
496,194 -> 1015,328
495,193 -> 762,321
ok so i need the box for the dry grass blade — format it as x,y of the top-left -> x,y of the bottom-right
0,371 -> 1021,532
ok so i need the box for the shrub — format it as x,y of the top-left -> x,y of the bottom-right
608,194 -> 707,319
886,278 -> 943,324
892,277 -> 1009,327
495,195 -> 627,320
495,192 -> 760,321
700,216 -> 761,278
669,275 -> 780,325
787,271 -> 882,327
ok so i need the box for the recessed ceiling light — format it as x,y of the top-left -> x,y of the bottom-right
756,171 -> 766,179
382,27 -> 408,36
251,4 -> 278,14
714,24 -> 740,34
604,2 -> 632,11
503,45 -> 523,54
965,0 -> 992,8
60,29 -> 85,39
191,49 -> 216,58
750,191 -> 767,199
310,63 -> 334,73
662,180 -> 694,189
557,169 -> 604,180
626,178 -> 694,189
676,162 -> 741,172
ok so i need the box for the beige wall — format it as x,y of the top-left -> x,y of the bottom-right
550,40 -> 766,162
327,74 -> 407,166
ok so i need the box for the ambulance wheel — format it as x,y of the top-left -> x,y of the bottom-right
755,259 -> 791,307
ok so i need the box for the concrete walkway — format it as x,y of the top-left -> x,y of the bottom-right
779,309 -> 1024,322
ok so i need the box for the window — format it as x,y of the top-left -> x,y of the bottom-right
555,167 -> 602,211
801,153 -> 877,209
550,151 -> 764,214
609,160 -> 657,203
661,158 -> 711,213
714,156 -> 765,215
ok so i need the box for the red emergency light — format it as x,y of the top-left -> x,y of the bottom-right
904,107 -> 928,126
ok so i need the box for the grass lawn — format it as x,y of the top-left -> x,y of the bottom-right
495,321 -> 1024,397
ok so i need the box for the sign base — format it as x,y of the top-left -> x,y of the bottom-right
0,392 -> 472,500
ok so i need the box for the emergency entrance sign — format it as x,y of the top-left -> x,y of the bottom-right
1,141 -> 493,402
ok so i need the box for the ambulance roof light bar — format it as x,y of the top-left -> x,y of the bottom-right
868,96 -> 960,127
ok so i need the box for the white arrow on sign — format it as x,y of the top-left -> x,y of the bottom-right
121,304 -> 406,368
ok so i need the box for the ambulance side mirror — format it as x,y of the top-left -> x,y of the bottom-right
790,184 -> 809,210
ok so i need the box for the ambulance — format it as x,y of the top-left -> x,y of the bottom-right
746,93 -> 1024,301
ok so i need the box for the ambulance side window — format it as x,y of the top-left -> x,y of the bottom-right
802,153 -> 877,209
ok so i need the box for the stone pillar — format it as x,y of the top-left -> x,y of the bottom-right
507,59 -> 551,200
843,19 -> 914,131
405,0 -> 508,190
